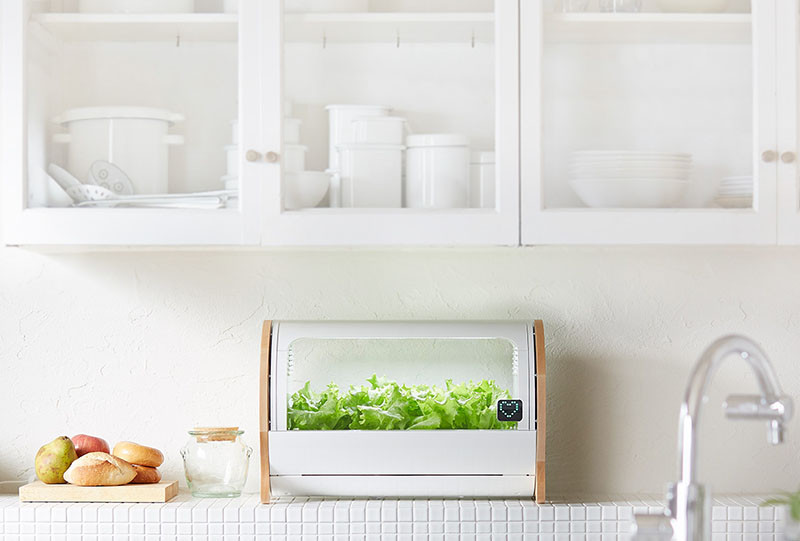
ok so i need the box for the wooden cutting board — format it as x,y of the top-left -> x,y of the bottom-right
19,480 -> 178,503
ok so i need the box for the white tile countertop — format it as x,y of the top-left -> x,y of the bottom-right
0,492 -> 786,541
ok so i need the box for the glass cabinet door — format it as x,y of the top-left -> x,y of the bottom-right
2,0 -> 262,245
521,0 -> 778,244
259,0 -> 520,246
777,0 -> 800,244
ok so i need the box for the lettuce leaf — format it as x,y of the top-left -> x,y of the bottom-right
287,375 -> 517,431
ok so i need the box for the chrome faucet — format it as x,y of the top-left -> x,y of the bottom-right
633,335 -> 793,541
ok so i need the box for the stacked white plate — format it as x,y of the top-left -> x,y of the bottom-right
569,150 -> 692,208
714,176 -> 753,208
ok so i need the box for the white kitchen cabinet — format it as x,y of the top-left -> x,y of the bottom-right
776,0 -> 800,244
520,0 -> 779,245
1,0 -> 519,246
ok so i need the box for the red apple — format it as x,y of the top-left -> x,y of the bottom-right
71,434 -> 110,457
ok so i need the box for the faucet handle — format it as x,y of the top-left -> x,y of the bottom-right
723,394 -> 793,421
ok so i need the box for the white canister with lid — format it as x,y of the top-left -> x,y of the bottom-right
283,144 -> 307,173
405,134 -> 470,209
470,151 -> 496,208
52,106 -> 184,195
326,105 -> 391,170
336,144 -> 404,208
352,116 -> 406,145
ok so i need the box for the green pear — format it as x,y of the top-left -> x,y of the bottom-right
35,436 -> 77,484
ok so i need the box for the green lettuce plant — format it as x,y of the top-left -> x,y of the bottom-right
287,375 -> 516,431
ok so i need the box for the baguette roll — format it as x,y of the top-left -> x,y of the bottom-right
63,452 -> 136,486
130,464 -> 161,484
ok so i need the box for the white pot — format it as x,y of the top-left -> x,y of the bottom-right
326,104 -> 390,171
52,106 -> 184,195
225,144 -> 239,177
79,0 -> 194,13
284,144 -> 308,173
336,144 -> 403,208
284,118 -> 302,145
470,151 -> 495,209
352,116 -> 406,146
284,0 -> 368,12
405,134 -> 470,209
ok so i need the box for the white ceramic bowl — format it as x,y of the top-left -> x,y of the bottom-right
284,171 -> 331,210
657,0 -> 728,12
570,179 -> 689,208
569,168 -> 691,179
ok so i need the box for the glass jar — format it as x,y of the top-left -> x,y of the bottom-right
180,427 -> 252,498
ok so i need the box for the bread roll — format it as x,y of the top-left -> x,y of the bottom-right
130,464 -> 161,484
63,452 -> 136,486
112,441 -> 164,468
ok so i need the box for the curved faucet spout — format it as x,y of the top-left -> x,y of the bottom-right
678,335 -> 793,486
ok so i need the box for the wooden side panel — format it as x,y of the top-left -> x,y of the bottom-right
259,320 -> 272,504
534,319 -> 546,503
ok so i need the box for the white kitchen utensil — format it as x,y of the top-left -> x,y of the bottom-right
89,161 -> 135,195
79,0 -> 194,12
406,134 -> 471,209
470,151 -> 496,209
284,145 -> 308,173
284,118 -> 302,145
47,163 -> 84,195
570,179 -> 689,208
337,144 -> 403,208
352,116 -> 406,145
284,171 -> 331,210
326,105 -> 391,170
53,106 -> 184,195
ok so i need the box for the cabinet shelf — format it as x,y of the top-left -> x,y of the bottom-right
31,13 -> 238,42
544,12 -> 751,44
284,12 -> 495,44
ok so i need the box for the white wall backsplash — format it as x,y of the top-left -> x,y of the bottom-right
2,241 -> 800,496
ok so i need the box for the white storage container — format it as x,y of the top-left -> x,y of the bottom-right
285,0 -> 368,12
470,151 -> 496,209
225,144 -> 239,177
337,144 -> 403,208
284,144 -> 308,173
52,106 -> 184,195
284,118 -> 302,145
79,0 -> 195,13
405,134 -> 470,209
326,105 -> 391,170
352,116 -> 406,145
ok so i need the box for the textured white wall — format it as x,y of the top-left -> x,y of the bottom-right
1,242 -> 800,496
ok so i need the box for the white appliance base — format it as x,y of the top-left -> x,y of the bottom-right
270,475 -> 535,498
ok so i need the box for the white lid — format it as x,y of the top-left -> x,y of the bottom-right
325,104 -> 391,111
336,143 -> 406,151
471,151 -> 496,164
351,116 -> 406,123
53,106 -> 184,125
407,134 -> 469,148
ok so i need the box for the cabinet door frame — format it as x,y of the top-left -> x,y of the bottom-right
1,0 -> 264,247
776,0 -> 800,244
520,1 -> 779,245
259,0 -> 520,247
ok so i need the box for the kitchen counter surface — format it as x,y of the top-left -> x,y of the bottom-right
0,492 -> 785,540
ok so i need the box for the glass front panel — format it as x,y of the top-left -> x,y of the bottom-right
286,337 -> 519,430
542,0 -> 754,211
281,0 -> 497,211
25,0 -> 240,211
